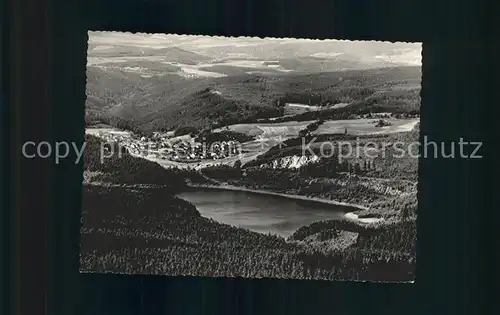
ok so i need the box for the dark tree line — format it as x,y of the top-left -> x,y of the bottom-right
298,119 -> 325,137
81,184 -> 415,282
174,126 -> 199,137
201,164 -> 243,180
276,88 -> 376,108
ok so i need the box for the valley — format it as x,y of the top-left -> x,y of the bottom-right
81,129 -> 417,281
81,32 -> 420,281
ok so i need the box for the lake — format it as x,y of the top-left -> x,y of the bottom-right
176,187 -> 349,238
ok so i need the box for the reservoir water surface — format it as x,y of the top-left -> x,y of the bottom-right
176,188 -> 348,238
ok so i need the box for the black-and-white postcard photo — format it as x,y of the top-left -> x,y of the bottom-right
81,31 -> 421,282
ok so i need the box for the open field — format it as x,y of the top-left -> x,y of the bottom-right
216,117 -> 419,139
86,127 -> 132,137
283,103 -> 322,115
214,120 -> 315,138
313,118 -> 419,135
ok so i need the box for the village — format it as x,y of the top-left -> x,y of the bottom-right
93,130 -> 242,163
89,109 -> 419,166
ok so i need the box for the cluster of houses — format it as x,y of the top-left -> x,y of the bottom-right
352,112 -> 420,120
94,131 -> 172,158
170,140 -> 241,162
94,130 -> 241,163
95,131 -> 134,148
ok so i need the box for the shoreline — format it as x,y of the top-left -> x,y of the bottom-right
185,183 -> 384,224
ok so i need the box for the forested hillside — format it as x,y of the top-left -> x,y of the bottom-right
85,66 -> 421,133
83,134 -> 209,187
80,184 -> 415,281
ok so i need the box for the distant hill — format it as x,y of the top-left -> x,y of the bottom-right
85,66 -> 421,133
86,33 -> 421,133
88,32 -> 421,67
87,44 -> 212,64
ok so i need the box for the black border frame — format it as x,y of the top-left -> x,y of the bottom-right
3,0 -> 493,314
